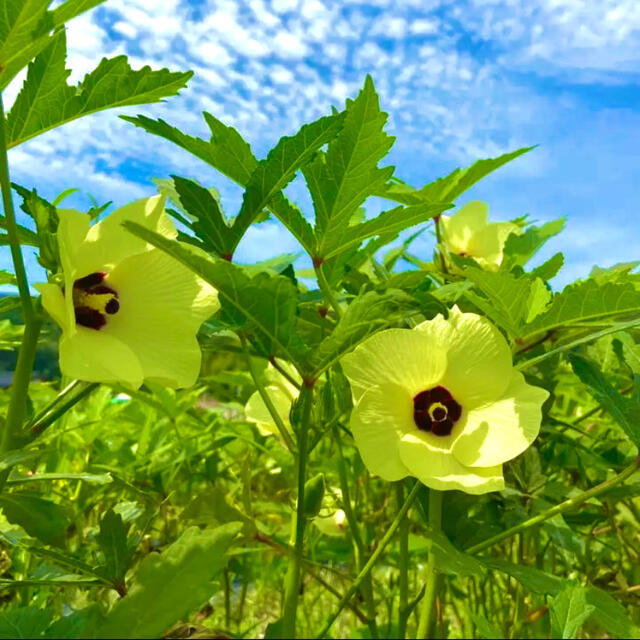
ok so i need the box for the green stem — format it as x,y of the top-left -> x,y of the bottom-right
318,480 -> 421,638
333,424 -> 378,637
27,382 -> 98,438
281,382 -> 314,639
2,318 -> 41,451
240,335 -> 296,453
416,489 -> 443,639
466,457 -> 640,555
0,94 -> 34,324
269,356 -> 301,390
25,379 -> 82,431
0,92 -> 42,467
397,483 -> 410,639
433,216 -> 448,275
315,263 -> 342,320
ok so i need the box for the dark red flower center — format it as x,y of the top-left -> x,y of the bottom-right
71,272 -> 119,330
413,385 -> 462,436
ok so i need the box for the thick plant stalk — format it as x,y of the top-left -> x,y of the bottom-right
0,93 -> 41,460
281,381 -> 314,638
416,489 -> 443,639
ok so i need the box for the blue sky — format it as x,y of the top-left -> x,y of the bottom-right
3,0 -> 640,289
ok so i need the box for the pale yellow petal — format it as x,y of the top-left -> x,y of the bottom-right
398,431 -> 505,494
73,196 -> 176,276
415,307 -> 512,408
441,201 -> 489,255
35,283 -> 68,330
245,385 -> 293,436
341,329 -> 447,402
349,383 -> 414,481
57,209 -> 91,331
57,208 -> 91,277
265,359 -> 301,398
59,328 -> 143,388
103,247 -> 219,388
452,371 -> 549,468
466,223 -> 502,264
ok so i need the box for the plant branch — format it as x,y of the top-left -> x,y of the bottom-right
281,381 -> 314,638
416,489 -> 442,638
315,262 -> 342,320
240,335 -> 296,453
466,457 -> 640,555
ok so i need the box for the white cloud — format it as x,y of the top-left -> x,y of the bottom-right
410,18 -> 439,35
272,31 -> 309,58
112,21 -> 138,39
5,0 -> 635,282
270,65 -> 295,84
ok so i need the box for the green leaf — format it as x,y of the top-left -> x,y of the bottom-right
7,472 -> 112,484
306,75 -> 394,254
0,493 -> 70,547
584,585 -> 640,638
123,112 -> 318,254
172,176 -> 231,258
98,523 -> 241,639
378,147 -> 535,205
463,267 -> 550,337
0,448 -> 43,471
422,530 -> 485,577
12,183 -> 58,270
181,486 -> 255,534
0,606 -> 53,639
591,261 -> 640,283
523,278 -> 640,340
322,201 -> 451,260
310,289 -> 418,375
0,270 -> 16,286
0,0 -> 52,92
569,352 -> 640,447
122,112 -> 258,186
43,604 -> 104,640
230,112 -> 342,252
0,0 -> 102,91
7,30 -> 192,147
503,218 -> 565,269
265,192 -> 316,255
468,611 -> 502,639
550,584 -> 595,639
50,0 -> 106,27
122,223 -> 309,373
531,252 -> 564,282
481,558 -> 564,595
95,509 -> 134,585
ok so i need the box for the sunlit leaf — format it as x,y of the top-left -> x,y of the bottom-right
7,30 -> 192,147
98,523 -> 241,639
306,75 -> 394,254
569,352 -> 640,447
550,584 -> 595,639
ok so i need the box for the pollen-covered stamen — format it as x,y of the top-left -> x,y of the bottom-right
413,385 -> 462,437
71,272 -> 120,330
429,403 -> 448,422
